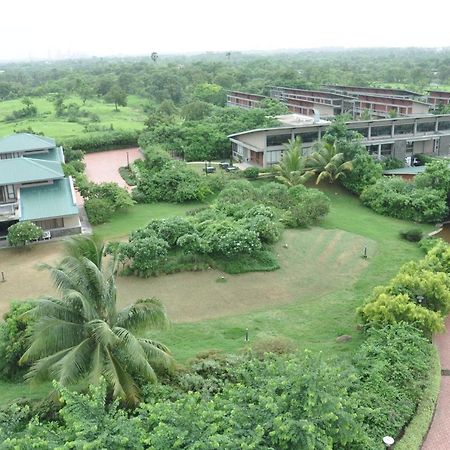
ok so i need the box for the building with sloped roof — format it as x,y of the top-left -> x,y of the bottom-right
0,133 -> 81,239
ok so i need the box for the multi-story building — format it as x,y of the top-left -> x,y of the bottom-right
226,91 -> 267,109
270,86 -> 357,116
0,133 -> 81,239
324,85 -> 422,99
427,90 -> 450,109
229,114 -> 450,168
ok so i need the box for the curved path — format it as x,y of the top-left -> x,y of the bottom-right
422,316 -> 450,449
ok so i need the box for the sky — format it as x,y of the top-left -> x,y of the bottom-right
1,0 -> 450,61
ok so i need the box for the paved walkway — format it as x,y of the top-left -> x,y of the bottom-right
84,147 -> 143,191
422,316 -> 450,449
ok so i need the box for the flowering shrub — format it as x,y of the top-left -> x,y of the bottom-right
7,221 -> 43,247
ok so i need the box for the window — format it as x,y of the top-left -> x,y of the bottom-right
417,122 -> 435,133
370,126 -> 391,137
352,127 -> 369,138
266,134 -> 291,147
294,131 -> 318,143
394,123 -> 414,135
438,121 -> 450,131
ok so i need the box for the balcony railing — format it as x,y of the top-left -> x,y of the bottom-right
0,202 -> 19,220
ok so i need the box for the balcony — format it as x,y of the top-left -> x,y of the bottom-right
0,202 -> 19,221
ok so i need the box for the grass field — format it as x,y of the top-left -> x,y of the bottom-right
0,95 -> 146,140
0,185 -> 434,402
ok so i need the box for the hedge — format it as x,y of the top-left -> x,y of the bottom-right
60,130 -> 140,153
395,345 -> 441,450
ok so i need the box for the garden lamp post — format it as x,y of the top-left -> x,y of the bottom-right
382,436 -> 394,449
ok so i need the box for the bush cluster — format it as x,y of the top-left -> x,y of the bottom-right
77,180 -> 134,225
358,240 -> 450,336
360,177 -> 448,223
133,147 -> 222,203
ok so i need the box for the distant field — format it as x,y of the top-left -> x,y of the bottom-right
0,95 -> 147,140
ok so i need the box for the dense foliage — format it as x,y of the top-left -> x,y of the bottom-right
77,180 -> 134,224
360,177 -> 448,223
120,181 -> 329,276
0,323 -> 433,449
7,221 -> 43,247
359,240 -> 450,336
0,302 -> 35,380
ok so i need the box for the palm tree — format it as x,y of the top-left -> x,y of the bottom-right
307,141 -> 353,184
19,236 -> 172,406
273,137 -> 313,186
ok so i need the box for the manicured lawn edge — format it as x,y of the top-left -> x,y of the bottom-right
395,345 -> 441,450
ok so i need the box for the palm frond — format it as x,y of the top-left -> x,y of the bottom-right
116,298 -> 169,334
21,317 -> 84,363
88,319 -> 119,347
54,338 -> 94,386
104,348 -> 139,405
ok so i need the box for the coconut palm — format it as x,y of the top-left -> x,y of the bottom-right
19,236 -> 172,406
307,141 -> 353,184
273,137 -> 313,186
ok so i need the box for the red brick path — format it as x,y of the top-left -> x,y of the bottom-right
422,316 -> 450,449
84,147 -> 143,191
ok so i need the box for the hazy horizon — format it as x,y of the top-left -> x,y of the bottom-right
1,0 -> 450,62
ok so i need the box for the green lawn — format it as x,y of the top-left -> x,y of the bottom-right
0,95 -> 147,140
147,184 -> 433,362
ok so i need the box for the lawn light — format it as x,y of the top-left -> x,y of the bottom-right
126,151 -> 130,168
245,328 -> 249,342
362,246 -> 368,259
382,436 -> 394,448
1,272 -> 4,282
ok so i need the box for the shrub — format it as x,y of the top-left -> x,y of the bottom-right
7,222 -> 43,247
358,293 -> 444,337
353,323 -> 433,443
0,302 -> 35,380
136,217 -> 195,247
383,157 -> 405,170
243,167 -> 259,179
136,161 -> 211,203
84,198 -> 114,225
285,185 -> 331,227
122,233 -> 169,275
361,177 -> 448,223
400,228 -> 424,242
249,336 -> 297,359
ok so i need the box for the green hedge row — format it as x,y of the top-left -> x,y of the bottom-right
395,346 -> 441,450
60,130 -> 141,153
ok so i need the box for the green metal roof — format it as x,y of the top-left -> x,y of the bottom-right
0,133 -> 56,154
24,147 -> 64,163
20,178 -> 78,221
0,157 -> 64,185
383,166 -> 426,175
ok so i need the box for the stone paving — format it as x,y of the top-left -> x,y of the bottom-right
422,316 -> 450,449
83,147 -> 143,191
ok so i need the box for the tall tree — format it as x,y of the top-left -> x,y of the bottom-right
105,85 -> 127,111
20,237 -> 172,406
